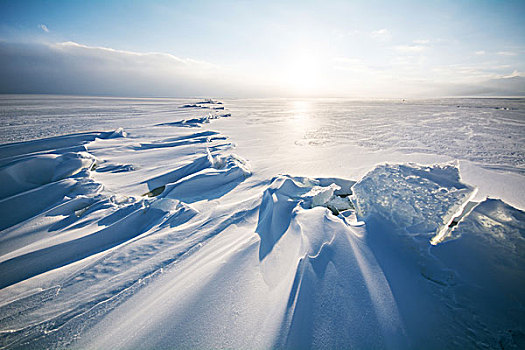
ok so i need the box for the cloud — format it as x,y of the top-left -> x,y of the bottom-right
0,40 -> 523,98
39,24 -> 49,33
504,70 -> 525,78
497,51 -> 517,56
413,39 -> 429,44
370,29 -> 391,41
0,41 -> 265,97
475,50 -> 485,55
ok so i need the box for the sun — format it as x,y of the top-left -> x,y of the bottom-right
283,52 -> 322,96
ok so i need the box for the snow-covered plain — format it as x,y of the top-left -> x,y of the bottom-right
0,95 -> 524,349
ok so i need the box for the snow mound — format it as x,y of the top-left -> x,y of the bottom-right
0,151 -> 96,200
163,152 -> 251,203
255,175 -> 359,261
351,163 -> 476,240
429,198 -> 525,348
0,132 -> 105,168
433,198 -> 525,298
135,133 -> 227,151
256,176 -> 313,260
254,175 -> 406,348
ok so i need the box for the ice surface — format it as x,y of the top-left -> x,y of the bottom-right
2,97 -> 524,178
0,96 -> 524,349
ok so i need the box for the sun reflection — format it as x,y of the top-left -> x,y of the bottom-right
288,100 -> 315,142
291,100 -> 311,113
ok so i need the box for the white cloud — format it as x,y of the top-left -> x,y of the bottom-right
475,50 -> 485,55
429,63 -> 525,84
504,70 -> 525,78
497,51 -> 517,56
413,39 -> 429,44
39,24 -> 49,33
370,29 -> 391,41
55,41 -> 206,67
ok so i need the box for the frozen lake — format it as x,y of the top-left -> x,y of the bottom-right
2,95 -> 524,175
0,95 -> 524,349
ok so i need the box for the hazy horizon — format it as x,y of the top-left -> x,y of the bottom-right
2,93 -> 525,100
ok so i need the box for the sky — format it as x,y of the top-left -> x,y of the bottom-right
0,0 -> 524,98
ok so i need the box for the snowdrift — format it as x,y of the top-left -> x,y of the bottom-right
0,100 -> 523,349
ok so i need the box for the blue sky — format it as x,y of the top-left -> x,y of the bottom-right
0,0 -> 524,97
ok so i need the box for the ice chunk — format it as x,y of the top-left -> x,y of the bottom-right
105,127 -> 127,138
302,183 -> 354,214
351,163 -> 475,238
327,195 -> 353,211
303,183 -> 340,207
315,177 -> 356,196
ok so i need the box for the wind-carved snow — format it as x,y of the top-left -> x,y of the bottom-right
255,175 -> 406,348
430,198 -> 525,348
0,101 -> 255,348
0,151 -> 96,200
0,98 -> 524,349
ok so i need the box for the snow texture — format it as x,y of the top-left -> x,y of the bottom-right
0,96 -> 524,349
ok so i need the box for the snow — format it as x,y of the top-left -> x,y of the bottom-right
431,198 -> 525,348
0,96 -> 524,349
0,151 -> 96,199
